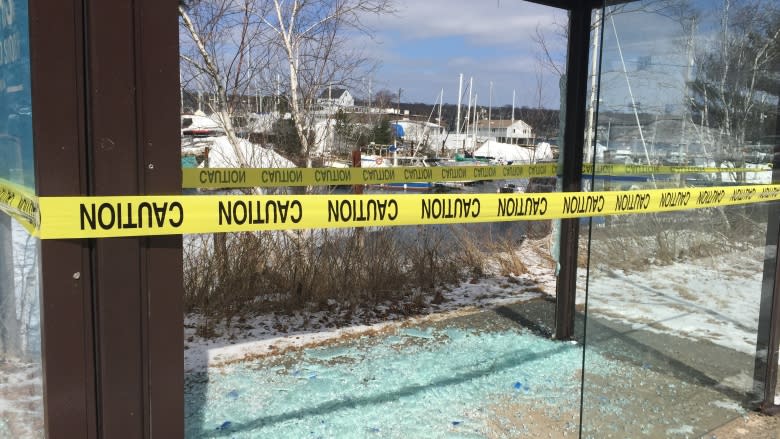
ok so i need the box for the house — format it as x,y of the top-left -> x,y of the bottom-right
474,119 -> 534,145
317,87 -> 354,109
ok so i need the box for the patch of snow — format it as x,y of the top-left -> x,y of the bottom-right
710,399 -> 745,413
204,136 -> 296,169
583,248 -> 765,355
666,424 -> 694,435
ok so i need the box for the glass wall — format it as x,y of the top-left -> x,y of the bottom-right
581,0 -> 779,436
0,0 -> 42,437
179,1 -> 581,436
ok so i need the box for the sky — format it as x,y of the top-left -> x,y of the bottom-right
352,0 -> 568,108
353,0 -> 734,115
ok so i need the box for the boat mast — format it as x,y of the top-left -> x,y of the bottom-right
456,74 -> 462,137
610,15 -> 651,169
488,81 -> 493,141
511,89 -> 515,125
585,8 -> 601,164
465,77 -> 473,153
438,89 -> 444,155
438,89 -> 443,129
472,93 -> 478,152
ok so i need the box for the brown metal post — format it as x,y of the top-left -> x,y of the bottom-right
554,2 -> 592,339
137,0 -> 184,434
31,0 -> 183,437
30,0 -> 97,437
352,149 -> 363,194
83,0 -> 183,436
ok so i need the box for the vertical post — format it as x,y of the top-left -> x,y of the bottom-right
32,0 -> 183,437
352,149 -> 363,195
555,2 -> 593,339
754,109 -> 780,411
31,0 -> 98,437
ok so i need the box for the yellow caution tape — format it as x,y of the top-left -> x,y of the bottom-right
22,183 -> 779,239
182,163 -> 772,189
0,178 -> 40,235
182,164 -> 557,189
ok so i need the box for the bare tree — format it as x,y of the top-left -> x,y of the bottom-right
260,0 -> 395,167
689,0 -> 780,159
0,214 -> 20,358
179,0 -> 274,168
372,88 -> 397,110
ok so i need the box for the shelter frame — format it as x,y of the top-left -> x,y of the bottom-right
23,0 -> 780,437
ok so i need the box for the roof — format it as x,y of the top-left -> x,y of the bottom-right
474,119 -> 530,129
318,88 -> 349,99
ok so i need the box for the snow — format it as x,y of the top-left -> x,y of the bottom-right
188,225 -> 777,378
473,140 -> 553,163
182,114 -> 223,131
583,247 -> 765,355
718,163 -> 774,184
203,136 -> 296,169
183,256 -> 556,374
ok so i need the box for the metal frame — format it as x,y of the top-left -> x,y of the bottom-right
32,0 -> 183,437
754,108 -> 780,412
554,0 -> 780,413
553,2 -> 595,340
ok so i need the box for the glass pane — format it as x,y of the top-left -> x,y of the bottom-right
582,0 -> 779,436
0,212 -> 42,437
0,0 -> 42,437
0,0 -> 34,189
179,1 -> 577,436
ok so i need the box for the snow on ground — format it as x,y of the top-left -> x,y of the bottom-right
184,240 -> 558,373
582,246 -> 766,356
185,231 -> 770,374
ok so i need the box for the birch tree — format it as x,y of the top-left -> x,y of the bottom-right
260,0 -> 395,167
689,0 -> 780,158
179,0 -> 274,168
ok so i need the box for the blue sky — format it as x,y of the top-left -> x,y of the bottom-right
353,0 -> 568,108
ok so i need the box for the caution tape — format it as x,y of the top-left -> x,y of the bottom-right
182,163 -> 772,189
1,183 -> 770,239
581,163 -> 772,176
182,164 -> 552,189
0,178 -> 40,235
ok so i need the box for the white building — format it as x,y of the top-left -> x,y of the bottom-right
474,119 -> 534,145
317,88 -> 355,109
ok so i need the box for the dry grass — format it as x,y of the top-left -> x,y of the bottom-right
183,225 -> 492,330
182,220 -> 557,334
